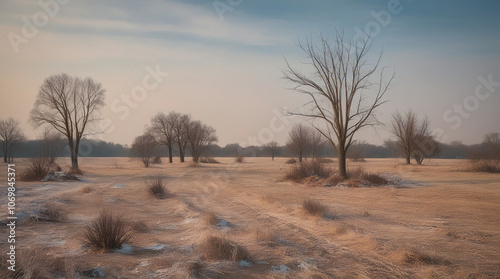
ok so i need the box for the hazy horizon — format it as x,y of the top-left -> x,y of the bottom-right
1,0 -> 499,147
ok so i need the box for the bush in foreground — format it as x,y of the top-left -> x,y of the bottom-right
199,235 -> 249,261
21,157 -> 51,181
145,177 -> 167,198
84,210 -> 134,250
284,160 -> 332,182
32,203 -> 65,222
285,158 -> 297,164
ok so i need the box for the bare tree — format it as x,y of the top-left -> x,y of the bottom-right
40,127 -> 66,165
149,112 -> 175,163
411,117 -> 437,164
265,141 -> 280,160
30,74 -> 106,170
0,118 -> 26,163
391,110 -> 436,165
483,132 -> 500,162
186,120 -> 218,163
391,110 -> 417,164
286,124 -> 310,163
171,113 -> 190,163
308,128 -> 325,159
284,32 -> 392,178
130,132 -> 158,167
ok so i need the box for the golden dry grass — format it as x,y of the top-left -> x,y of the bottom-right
2,157 -> 499,278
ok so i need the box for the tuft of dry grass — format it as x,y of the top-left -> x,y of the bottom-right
152,156 -> 162,164
200,157 -> 220,164
83,209 -> 134,250
189,161 -> 201,167
201,212 -> 219,227
32,203 -> 65,222
0,248 -> 74,279
199,235 -> 250,262
302,198 -> 329,217
187,260 -> 206,277
326,174 -> 343,186
285,158 -> 297,164
145,177 -> 167,198
234,155 -> 244,163
81,186 -> 92,194
362,173 -> 388,185
391,248 -> 450,265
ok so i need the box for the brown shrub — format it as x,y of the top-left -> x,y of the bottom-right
327,174 -> 343,186
83,209 -> 134,250
284,160 -> 332,182
145,177 -> 167,198
347,166 -> 364,179
285,158 -> 297,164
189,161 -> 201,167
21,157 -> 51,181
468,160 -> 500,173
344,179 -> 360,187
362,173 -> 388,185
32,203 -> 65,222
302,198 -> 328,217
200,157 -> 220,164
199,235 -> 249,261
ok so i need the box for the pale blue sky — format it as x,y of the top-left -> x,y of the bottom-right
1,0 -> 499,146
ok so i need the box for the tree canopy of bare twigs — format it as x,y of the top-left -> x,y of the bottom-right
0,118 -> 26,163
186,120 -> 218,163
130,132 -> 158,167
286,124 -> 310,163
483,132 -> 500,162
30,74 -> 106,170
265,141 -> 280,160
149,112 -> 176,163
40,127 -> 66,165
283,32 -> 392,178
391,110 -> 437,164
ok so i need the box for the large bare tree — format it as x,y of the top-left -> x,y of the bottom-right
30,74 -> 105,170
286,123 -> 310,163
284,33 -> 392,178
0,118 -> 26,163
149,112 -> 175,163
186,120 -> 218,163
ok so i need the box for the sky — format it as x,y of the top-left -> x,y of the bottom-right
0,0 -> 499,147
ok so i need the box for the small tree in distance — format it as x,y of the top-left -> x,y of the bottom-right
265,141 -> 280,160
40,127 -> 66,165
0,118 -> 25,163
287,124 -> 310,163
186,120 -> 218,163
130,132 -> 158,167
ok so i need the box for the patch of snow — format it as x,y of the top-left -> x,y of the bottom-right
114,244 -> 133,254
183,218 -> 197,224
144,244 -> 167,251
271,264 -> 291,273
240,260 -> 252,267
112,184 -> 127,188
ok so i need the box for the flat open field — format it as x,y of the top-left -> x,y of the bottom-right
1,158 -> 499,278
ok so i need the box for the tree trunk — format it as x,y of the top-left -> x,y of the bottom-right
178,142 -> 185,162
405,155 -> 411,164
69,139 -> 79,169
338,147 -> 348,179
299,150 -> 303,163
168,143 -> 173,163
3,154 -> 6,163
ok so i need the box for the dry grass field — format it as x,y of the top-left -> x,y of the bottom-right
1,157 -> 499,278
